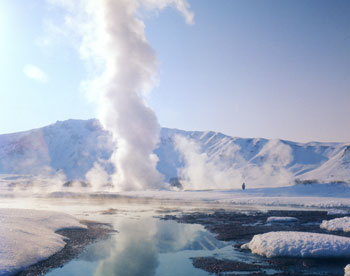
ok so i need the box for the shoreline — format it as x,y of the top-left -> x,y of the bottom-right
8,207 -> 350,276
164,209 -> 350,276
15,220 -> 115,276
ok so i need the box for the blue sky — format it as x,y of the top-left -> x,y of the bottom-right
0,0 -> 349,142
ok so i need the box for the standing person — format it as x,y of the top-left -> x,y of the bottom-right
242,182 -> 246,190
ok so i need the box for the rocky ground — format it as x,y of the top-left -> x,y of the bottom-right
163,209 -> 350,276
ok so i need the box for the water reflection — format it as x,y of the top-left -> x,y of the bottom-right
154,220 -> 225,252
47,215 -> 228,276
94,218 -> 159,276
79,239 -> 114,262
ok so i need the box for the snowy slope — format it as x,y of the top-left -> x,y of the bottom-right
0,119 -> 349,186
157,128 -> 349,185
0,119 -> 113,180
298,146 -> 350,183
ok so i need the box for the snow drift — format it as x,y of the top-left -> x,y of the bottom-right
345,264 -> 350,276
321,217 -> 350,232
242,231 -> 350,258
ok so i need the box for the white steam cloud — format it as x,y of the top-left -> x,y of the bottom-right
85,161 -> 111,192
175,135 -> 244,190
175,136 -> 294,190
47,0 -> 194,191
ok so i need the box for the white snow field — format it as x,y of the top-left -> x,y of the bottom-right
320,217 -> 350,232
0,208 -> 86,275
266,217 -> 298,223
241,231 -> 350,258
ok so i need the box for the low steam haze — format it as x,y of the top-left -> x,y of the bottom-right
175,136 -> 294,189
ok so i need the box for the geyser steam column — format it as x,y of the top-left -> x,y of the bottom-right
51,0 -> 193,191
99,0 -> 193,191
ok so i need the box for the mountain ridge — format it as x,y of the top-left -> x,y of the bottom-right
0,119 -> 349,188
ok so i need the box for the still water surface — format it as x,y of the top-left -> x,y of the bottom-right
0,196 -> 242,276
1,196 -> 347,275
46,215 -> 232,276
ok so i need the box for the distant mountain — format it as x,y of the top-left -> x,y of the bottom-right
297,145 -> 350,183
0,119 -> 113,180
0,119 -> 349,187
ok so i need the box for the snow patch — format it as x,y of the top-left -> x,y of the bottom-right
327,209 -> 350,215
266,217 -> 298,223
345,264 -> 350,276
241,231 -> 350,258
321,217 -> 350,232
0,208 -> 86,275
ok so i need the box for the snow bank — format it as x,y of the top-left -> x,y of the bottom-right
345,264 -> 350,276
0,208 -> 87,275
321,217 -> 350,232
266,217 -> 298,223
241,231 -> 350,258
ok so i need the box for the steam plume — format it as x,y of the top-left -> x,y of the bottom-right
47,0 -> 194,191
175,136 -> 294,190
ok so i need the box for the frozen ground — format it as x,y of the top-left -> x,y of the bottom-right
241,231 -> 350,258
321,216 -> 350,232
0,209 -> 86,275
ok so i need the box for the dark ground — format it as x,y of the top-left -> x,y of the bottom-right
163,209 -> 350,276
14,220 -> 115,276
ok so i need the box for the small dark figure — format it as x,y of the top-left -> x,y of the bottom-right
242,182 -> 246,190
169,177 -> 183,189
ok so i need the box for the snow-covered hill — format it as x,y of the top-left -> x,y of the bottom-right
0,119 -> 349,188
0,119 -> 113,180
